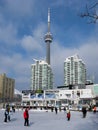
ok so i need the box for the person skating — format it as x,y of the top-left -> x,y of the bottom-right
82,107 -> 87,118
51,107 -> 54,112
23,108 -> 29,126
4,109 -> 8,122
93,105 -> 96,113
63,106 -> 66,113
8,111 -> 11,121
55,107 -> 58,114
66,109 -> 71,121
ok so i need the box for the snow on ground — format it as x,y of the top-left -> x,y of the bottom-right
0,109 -> 98,130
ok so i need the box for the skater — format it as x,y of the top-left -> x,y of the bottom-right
4,109 -> 8,122
51,107 -> 54,112
23,108 -> 29,126
63,106 -> 66,113
66,109 -> 71,121
12,106 -> 15,113
8,111 -> 11,121
82,106 -> 87,118
55,107 -> 58,114
93,105 -> 96,113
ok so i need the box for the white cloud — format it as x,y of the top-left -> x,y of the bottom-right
21,22 -> 46,53
78,41 -> 98,81
21,35 -> 42,51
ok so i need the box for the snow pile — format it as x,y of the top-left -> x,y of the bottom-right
14,89 -> 22,95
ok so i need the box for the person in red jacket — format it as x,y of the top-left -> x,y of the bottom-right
66,110 -> 71,121
93,106 -> 96,113
23,108 -> 29,126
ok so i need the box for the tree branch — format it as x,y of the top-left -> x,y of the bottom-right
80,2 -> 98,23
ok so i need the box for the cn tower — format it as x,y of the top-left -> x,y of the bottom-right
44,8 -> 53,65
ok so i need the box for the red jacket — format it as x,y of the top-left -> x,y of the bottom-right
67,112 -> 71,118
23,109 -> 29,119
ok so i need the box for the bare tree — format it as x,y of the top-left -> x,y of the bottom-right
80,2 -> 98,23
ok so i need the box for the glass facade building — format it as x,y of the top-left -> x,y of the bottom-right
31,60 -> 53,90
64,54 -> 86,87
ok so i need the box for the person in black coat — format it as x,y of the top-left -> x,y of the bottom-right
82,107 -> 87,118
55,107 -> 58,114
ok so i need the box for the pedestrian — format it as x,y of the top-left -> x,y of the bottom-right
4,109 -> 8,122
8,111 -> 11,121
82,107 -> 87,118
66,108 -> 71,121
23,108 -> 29,126
59,107 -> 61,112
55,107 -> 58,114
12,106 -> 15,113
66,110 -> 71,121
63,106 -> 66,113
51,107 -> 53,112
93,105 -> 96,113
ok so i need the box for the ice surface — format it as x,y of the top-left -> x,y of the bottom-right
0,109 -> 98,130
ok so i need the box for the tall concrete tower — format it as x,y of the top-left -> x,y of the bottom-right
44,8 -> 53,65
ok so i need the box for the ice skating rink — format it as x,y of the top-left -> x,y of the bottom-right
0,109 -> 98,130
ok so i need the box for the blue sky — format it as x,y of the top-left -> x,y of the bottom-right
0,0 -> 98,90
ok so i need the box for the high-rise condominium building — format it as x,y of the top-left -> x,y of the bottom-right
31,60 -> 53,90
64,54 -> 86,88
0,73 -> 15,102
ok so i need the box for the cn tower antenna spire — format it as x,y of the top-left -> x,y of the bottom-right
44,8 -> 53,65
48,8 -> 50,32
